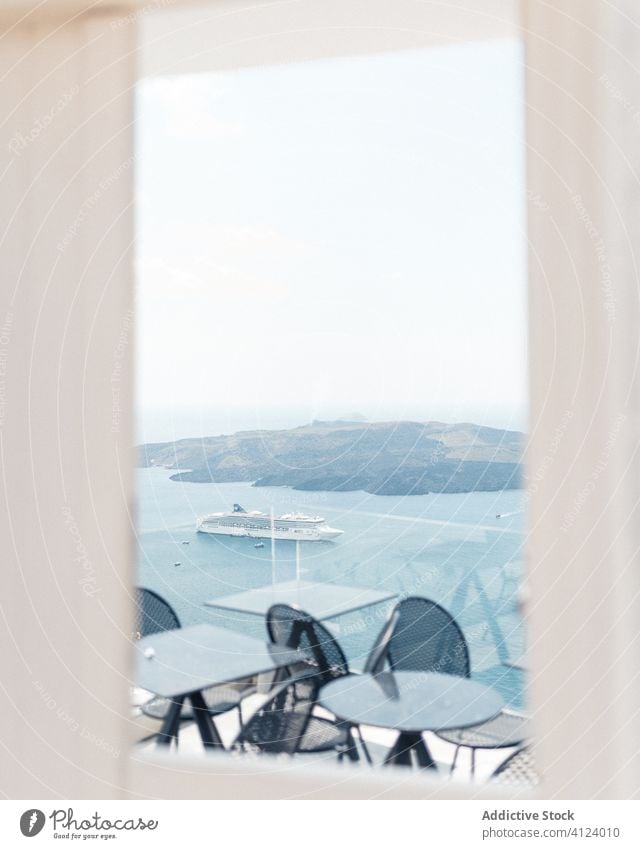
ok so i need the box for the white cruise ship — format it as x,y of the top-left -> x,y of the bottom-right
196,504 -> 344,542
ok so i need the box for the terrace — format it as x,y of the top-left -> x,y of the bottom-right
131,586 -> 529,784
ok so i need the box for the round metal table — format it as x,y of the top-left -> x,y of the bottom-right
319,671 -> 504,769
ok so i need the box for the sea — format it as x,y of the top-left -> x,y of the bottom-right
137,468 -> 527,708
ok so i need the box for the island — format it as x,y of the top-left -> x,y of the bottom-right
138,420 -> 524,496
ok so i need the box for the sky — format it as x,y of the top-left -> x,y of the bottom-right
135,39 -> 527,444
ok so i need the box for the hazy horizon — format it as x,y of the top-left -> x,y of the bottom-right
137,403 -> 527,445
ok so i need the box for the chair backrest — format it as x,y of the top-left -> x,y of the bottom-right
266,603 -> 349,685
364,606 -> 400,674
134,587 -> 180,639
232,679 -> 315,755
491,747 -> 539,787
386,596 -> 470,677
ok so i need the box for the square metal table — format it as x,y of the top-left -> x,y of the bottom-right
135,623 -> 308,749
503,655 -> 528,672
204,579 -> 396,621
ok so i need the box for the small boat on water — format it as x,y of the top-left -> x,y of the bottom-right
254,541 -> 265,549
196,503 -> 344,542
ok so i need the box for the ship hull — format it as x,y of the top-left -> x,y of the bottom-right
196,523 -> 343,542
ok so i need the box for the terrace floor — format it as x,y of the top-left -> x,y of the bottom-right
131,690 -> 514,781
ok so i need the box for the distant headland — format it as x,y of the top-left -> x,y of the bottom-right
138,419 -> 523,496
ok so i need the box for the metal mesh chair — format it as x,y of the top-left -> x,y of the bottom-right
386,596 -> 470,676
438,709 -> 528,776
297,716 -> 351,755
266,604 -> 368,762
439,709 -> 528,748
384,596 -> 528,774
134,588 -> 253,729
364,606 -> 399,674
232,678 -> 356,760
134,587 -> 180,639
267,603 -> 349,687
491,747 -> 539,787
140,686 -> 250,723
231,680 -> 313,755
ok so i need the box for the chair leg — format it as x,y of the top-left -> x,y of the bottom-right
354,724 -> 373,765
449,745 -> 460,777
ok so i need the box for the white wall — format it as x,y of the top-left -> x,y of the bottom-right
0,9 -> 135,797
525,0 -> 640,798
139,0 -> 519,77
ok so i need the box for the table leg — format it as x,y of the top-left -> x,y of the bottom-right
384,731 -> 436,770
411,733 -> 437,770
384,732 -> 413,767
353,724 -> 373,765
189,690 -> 224,749
157,696 -> 185,747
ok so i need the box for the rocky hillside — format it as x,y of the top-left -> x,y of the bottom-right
138,420 -> 523,496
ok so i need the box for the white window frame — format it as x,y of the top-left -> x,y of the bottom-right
1,0 -> 639,799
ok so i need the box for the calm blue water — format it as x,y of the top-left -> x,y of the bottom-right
137,468 -> 526,707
